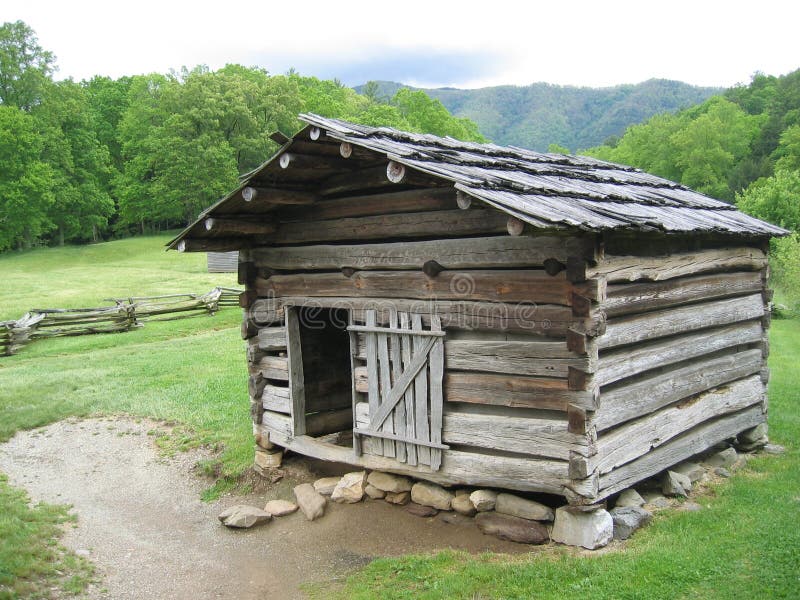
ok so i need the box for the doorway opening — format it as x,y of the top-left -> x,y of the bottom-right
296,307 -> 353,443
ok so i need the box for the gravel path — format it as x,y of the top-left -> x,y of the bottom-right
0,418 -> 527,599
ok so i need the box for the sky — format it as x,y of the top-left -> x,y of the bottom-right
4,0 -> 799,90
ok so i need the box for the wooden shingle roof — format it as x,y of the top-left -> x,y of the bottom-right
168,113 -> 787,250
298,114 -> 787,236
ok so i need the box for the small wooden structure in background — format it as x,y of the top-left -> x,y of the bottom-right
168,114 -> 786,506
207,251 -> 239,273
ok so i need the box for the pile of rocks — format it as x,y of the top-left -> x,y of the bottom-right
220,435 -> 785,548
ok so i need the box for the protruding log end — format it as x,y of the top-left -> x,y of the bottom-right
386,160 -> 406,183
242,186 -> 258,202
456,190 -> 472,209
340,142 -> 352,158
422,260 -> 445,278
177,240 -> 187,252
279,153 -> 293,169
543,258 -> 565,276
506,217 -> 525,236
309,126 -> 322,141
204,218 -> 215,231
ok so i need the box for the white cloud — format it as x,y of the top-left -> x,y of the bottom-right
4,0 -> 799,88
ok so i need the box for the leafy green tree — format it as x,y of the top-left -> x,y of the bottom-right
737,169 -> 800,232
0,105 -> 54,250
773,124 -> 800,172
393,88 -> 485,142
0,20 -> 55,109
33,80 -> 114,244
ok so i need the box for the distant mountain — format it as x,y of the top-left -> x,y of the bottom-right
354,79 -> 722,152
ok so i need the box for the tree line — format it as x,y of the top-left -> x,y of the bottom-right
0,21 -> 484,251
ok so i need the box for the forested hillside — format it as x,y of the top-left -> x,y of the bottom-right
0,21 -> 483,251
356,79 -> 721,152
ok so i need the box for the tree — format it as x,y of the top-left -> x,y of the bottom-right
737,170 -> 800,232
0,20 -> 55,109
0,105 -> 54,250
393,88 -> 486,142
33,80 -> 114,244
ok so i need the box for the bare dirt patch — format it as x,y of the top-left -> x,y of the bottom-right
0,418 -> 529,599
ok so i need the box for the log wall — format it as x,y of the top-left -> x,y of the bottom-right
238,182 -> 772,504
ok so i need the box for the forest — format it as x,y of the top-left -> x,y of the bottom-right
356,79 -> 721,152
0,21 -> 483,251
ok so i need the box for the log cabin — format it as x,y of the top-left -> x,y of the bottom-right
168,114 -> 787,506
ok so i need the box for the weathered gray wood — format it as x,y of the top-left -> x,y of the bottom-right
364,311 -> 380,455
262,385 -> 291,413
203,217 -> 276,236
347,324 -> 445,337
318,164 -> 443,196
596,321 -> 763,387
252,234 -> 597,271
239,186 -> 318,205
587,375 -> 764,477
389,310 -> 407,463
444,372 -> 597,411
254,355 -> 289,381
177,238 -> 243,252
442,410 -> 593,460
369,336 -> 437,432
399,312 -> 417,465
598,294 -> 764,350
595,348 -> 763,431
348,317 -> 362,457
597,405 -> 766,501
354,427 -> 449,450
262,408 -> 352,438
257,270 -> 603,306
429,315 -> 444,471
271,296 -> 598,336
376,319 -> 396,457
602,271 -> 764,317
278,187 -> 456,221
262,428 -> 574,496
444,339 -> 595,378
285,308 -> 306,436
592,247 -> 768,283
257,327 -> 287,351
272,209 -> 508,244
412,313 -> 431,465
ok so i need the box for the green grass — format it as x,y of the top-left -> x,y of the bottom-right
313,319 -> 800,600
0,235 -> 245,597
0,234 -> 233,321
0,474 -> 94,599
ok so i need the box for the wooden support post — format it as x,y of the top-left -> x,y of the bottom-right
286,308 -> 306,436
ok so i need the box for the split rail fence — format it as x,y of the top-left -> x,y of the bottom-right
1,287 -> 241,356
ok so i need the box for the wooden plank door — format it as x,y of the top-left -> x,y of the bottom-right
348,309 -> 446,470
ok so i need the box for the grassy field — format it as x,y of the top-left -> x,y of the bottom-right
1,236 -> 798,598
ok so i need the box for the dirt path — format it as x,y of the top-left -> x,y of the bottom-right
0,418 -> 529,599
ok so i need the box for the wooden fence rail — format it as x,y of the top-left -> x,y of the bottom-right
1,286 -> 241,356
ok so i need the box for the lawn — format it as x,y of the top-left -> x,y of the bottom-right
0,236 -> 798,598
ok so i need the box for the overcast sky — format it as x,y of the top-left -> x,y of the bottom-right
4,0 -> 799,89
